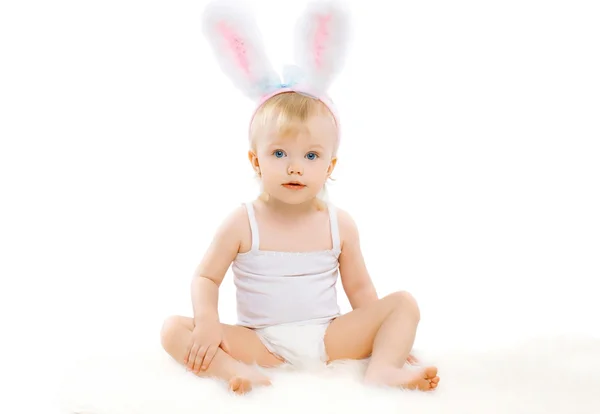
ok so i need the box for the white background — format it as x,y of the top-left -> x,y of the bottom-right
1,0 -> 599,412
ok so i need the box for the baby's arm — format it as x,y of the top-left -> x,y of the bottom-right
191,205 -> 246,325
337,208 -> 379,309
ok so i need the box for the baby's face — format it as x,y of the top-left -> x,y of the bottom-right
250,114 -> 338,206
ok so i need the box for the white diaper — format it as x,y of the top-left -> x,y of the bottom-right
254,321 -> 332,369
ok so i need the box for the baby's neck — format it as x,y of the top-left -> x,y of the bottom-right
260,197 -> 318,218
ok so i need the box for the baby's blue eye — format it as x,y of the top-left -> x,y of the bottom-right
305,152 -> 319,161
273,150 -> 285,158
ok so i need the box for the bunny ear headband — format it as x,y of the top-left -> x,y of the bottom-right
201,0 -> 350,138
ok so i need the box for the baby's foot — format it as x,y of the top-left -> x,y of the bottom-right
364,365 -> 439,391
228,371 -> 271,395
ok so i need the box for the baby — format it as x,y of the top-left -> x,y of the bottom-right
160,0 -> 439,394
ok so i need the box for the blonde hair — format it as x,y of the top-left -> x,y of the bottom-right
249,92 -> 338,210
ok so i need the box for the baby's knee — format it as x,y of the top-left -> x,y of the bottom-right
160,315 -> 185,350
388,291 -> 420,321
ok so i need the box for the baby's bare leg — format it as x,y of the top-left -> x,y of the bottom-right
325,291 -> 439,391
160,316 -> 283,394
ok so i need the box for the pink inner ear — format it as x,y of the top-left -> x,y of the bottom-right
217,21 -> 252,79
313,14 -> 332,69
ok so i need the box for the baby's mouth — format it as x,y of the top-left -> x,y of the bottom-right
282,182 -> 306,189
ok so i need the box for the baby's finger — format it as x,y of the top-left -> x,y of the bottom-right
407,354 -> 420,364
183,341 -> 193,365
202,345 -> 218,370
193,346 -> 207,373
187,344 -> 199,370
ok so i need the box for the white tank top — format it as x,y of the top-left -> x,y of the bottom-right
232,202 -> 342,328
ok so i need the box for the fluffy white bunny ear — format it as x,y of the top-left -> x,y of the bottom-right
201,0 -> 282,101
293,0 -> 351,95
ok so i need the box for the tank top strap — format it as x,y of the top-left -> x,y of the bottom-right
328,203 -> 341,252
244,202 -> 260,252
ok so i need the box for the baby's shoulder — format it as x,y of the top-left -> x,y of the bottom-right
330,204 -> 360,240
223,202 -> 257,251
212,203 -> 251,241
216,203 -> 249,226
331,204 -> 352,224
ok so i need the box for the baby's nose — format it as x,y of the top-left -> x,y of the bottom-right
287,163 -> 303,175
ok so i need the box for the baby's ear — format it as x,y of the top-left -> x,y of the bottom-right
293,1 -> 351,95
327,157 -> 338,176
202,0 -> 281,100
248,150 -> 260,170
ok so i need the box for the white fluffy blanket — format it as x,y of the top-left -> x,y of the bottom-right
60,335 -> 600,414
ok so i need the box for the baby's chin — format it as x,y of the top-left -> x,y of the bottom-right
265,189 -> 322,205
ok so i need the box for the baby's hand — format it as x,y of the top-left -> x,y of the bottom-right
183,319 -> 229,373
